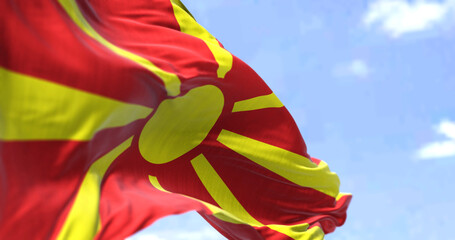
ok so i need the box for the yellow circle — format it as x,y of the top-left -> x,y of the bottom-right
139,85 -> 224,164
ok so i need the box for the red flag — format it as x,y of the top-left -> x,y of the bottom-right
0,0 -> 351,239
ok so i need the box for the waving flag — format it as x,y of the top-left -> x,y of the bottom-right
0,0 -> 351,239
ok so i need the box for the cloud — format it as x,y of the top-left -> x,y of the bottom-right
418,141 -> 455,159
347,60 -> 370,78
438,119 -> 455,139
333,59 -> 370,79
417,119 -> 455,159
363,0 -> 455,37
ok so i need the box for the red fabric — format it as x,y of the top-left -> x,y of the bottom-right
0,0 -> 351,239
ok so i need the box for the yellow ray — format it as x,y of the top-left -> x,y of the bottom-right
217,129 -> 340,197
57,0 -> 181,96
149,173 -> 245,224
148,175 -> 170,193
336,192 -> 352,201
171,0 -> 233,78
208,203 -> 323,240
0,68 -> 152,140
149,174 -> 246,226
202,202 -> 244,225
191,154 -> 326,240
57,136 -> 133,240
232,93 -> 284,112
150,165 -> 323,240
191,154 -> 262,226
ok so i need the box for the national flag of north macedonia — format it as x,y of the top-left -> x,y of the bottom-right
0,0 -> 351,239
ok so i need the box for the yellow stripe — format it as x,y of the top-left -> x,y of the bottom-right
57,0 -> 181,96
268,223 -> 310,240
170,0 -> 195,19
217,130 -> 340,197
191,154 -> 262,226
207,205 -> 323,240
148,175 -> 170,193
336,192 -> 352,201
202,202 -> 245,225
149,174 -> 245,225
0,68 -> 152,140
150,167 -> 324,240
57,137 -> 133,240
232,93 -> 284,112
170,0 -> 233,78
203,202 -> 312,237
205,199 -> 321,240
299,226 -> 325,240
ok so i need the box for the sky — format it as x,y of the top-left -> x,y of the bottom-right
129,0 -> 455,239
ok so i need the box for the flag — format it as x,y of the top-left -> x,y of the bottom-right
0,0 -> 351,239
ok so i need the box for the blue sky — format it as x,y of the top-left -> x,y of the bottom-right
130,0 -> 455,239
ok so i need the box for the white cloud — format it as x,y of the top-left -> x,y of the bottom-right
418,141 -> 455,159
437,119 -> 455,139
333,59 -> 370,79
363,0 -> 455,37
417,119 -> 455,159
348,60 -> 370,78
